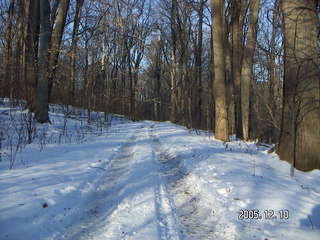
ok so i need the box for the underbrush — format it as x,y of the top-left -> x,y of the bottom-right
0,99 -> 128,170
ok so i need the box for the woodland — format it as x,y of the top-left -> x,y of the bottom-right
0,0 -> 319,172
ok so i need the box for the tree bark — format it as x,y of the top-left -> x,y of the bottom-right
226,45 -> 235,135
267,1 -> 280,143
48,0 -> 70,98
231,0 -> 244,138
170,0 -> 178,123
211,0 -> 229,142
25,0 -> 40,112
2,0 -> 15,98
194,0 -> 204,128
278,0 -> 320,171
35,0 -> 51,123
240,0 -> 260,140
70,0 -> 84,103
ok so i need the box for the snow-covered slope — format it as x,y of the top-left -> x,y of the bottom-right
1,103 -> 319,240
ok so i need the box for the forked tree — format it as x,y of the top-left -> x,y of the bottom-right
35,0 -> 70,123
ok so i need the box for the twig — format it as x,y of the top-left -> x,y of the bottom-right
267,144 -> 278,154
308,214 -> 314,230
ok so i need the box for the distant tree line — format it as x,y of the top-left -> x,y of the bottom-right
0,0 -> 319,172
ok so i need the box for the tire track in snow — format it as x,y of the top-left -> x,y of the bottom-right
59,123 -> 184,240
58,122 -> 235,240
149,128 -> 191,239
58,133 -> 138,240
95,123 -> 184,239
149,125 -> 236,240
148,126 -> 185,240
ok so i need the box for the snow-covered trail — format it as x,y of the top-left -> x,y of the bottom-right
1,119 -> 319,240
58,122 -> 185,240
57,121 -> 236,240
149,124 -> 236,240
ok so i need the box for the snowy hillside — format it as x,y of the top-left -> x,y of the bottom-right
0,101 -> 319,240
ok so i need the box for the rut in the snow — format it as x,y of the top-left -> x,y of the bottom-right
149,128 -> 233,240
59,135 -> 137,240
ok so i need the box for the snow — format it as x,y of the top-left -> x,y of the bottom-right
0,102 -> 320,240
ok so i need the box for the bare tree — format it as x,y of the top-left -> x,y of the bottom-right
211,0 -> 229,142
267,0 -> 280,143
25,0 -> 39,112
48,0 -> 71,98
70,0 -> 84,102
2,0 -> 15,98
240,0 -> 260,141
35,0 -> 70,123
231,0 -> 245,138
35,0 -> 51,123
170,0 -> 178,123
194,0 -> 205,129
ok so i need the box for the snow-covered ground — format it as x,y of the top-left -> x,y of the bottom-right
1,101 -> 320,240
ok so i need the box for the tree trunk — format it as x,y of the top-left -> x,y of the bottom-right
224,0 -> 235,135
181,37 -> 190,126
194,0 -> 204,128
83,36 -> 89,108
231,0 -> 242,138
25,0 -> 40,112
211,0 -> 229,142
127,46 -> 134,117
267,1 -> 280,143
240,0 -> 260,141
48,0 -> 70,99
70,0 -> 84,103
170,0 -> 178,123
231,0 -> 244,138
153,39 -> 163,121
278,0 -> 320,171
133,64 -> 140,120
35,0 -> 51,123
2,0 -> 15,98
50,0 -> 61,33
226,46 -> 235,135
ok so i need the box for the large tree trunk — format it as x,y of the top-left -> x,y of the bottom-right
278,0 -> 320,172
224,1 -> 235,135
267,1 -> 280,143
231,0 -> 244,138
211,0 -> 229,142
48,0 -> 70,99
2,0 -> 15,98
240,0 -> 260,141
35,0 -> 51,123
25,0 -> 40,112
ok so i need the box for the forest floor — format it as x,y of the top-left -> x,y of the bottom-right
0,102 -> 320,240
